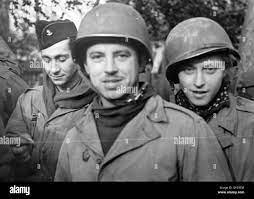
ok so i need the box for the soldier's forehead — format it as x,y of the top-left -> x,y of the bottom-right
41,39 -> 71,56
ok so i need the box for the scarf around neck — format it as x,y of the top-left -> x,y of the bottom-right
42,70 -> 96,117
175,80 -> 230,122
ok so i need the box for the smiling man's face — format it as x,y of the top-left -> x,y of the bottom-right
178,54 -> 225,106
84,43 -> 139,100
41,39 -> 77,89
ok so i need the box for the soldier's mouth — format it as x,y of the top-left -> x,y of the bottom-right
192,90 -> 208,94
192,90 -> 208,98
50,75 -> 65,79
102,78 -> 123,83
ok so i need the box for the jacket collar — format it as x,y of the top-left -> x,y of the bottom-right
144,95 -> 169,123
216,93 -> 237,136
46,107 -> 82,124
75,95 -> 167,162
30,86 -> 85,124
208,93 -> 236,149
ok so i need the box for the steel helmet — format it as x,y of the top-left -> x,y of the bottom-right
72,2 -> 152,73
165,17 -> 240,83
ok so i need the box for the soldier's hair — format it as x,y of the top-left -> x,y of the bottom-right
220,52 -> 238,68
69,37 -> 76,56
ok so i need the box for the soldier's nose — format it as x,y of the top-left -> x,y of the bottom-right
194,71 -> 205,88
104,57 -> 118,75
50,62 -> 61,74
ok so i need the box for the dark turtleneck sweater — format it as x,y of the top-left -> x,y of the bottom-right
91,83 -> 156,155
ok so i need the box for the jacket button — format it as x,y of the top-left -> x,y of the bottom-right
82,149 -> 90,162
96,158 -> 102,165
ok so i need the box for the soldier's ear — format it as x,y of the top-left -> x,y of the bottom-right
138,54 -> 147,73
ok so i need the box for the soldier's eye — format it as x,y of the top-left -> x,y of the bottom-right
204,67 -> 217,74
183,66 -> 195,74
43,58 -> 50,63
58,56 -> 67,62
116,52 -> 130,61
90,53 -> 104,62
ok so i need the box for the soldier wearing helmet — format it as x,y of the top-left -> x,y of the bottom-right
165,17 -> 254,181
55,3 -> 231,181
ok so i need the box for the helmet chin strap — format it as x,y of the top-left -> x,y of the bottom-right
91,81 -> 149,107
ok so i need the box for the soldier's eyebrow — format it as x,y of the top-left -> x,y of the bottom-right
88,51 -> 104,57
42,54 -> 69,60
55,54 -> 70,59
89,51 -> 104,54
114,50 -> 131,55
41,55 -> 51,60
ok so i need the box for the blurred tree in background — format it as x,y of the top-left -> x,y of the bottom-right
0,0 -> 10,43
108,0 -> 247,48
239,0 -> 254,72
8,0 -> 247,46
0,0 -> 249,86
2,0 -> 99,86
8,0 -> 100,61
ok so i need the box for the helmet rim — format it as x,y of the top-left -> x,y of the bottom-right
166,46 -> 240,83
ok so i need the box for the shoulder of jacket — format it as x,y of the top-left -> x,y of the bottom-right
235,95 -> 254,113
149,95 -> 203,123
0,67 -> 11,79
23,86 -> 43,94
19,86 -> 43,102
162,98 -> 203,122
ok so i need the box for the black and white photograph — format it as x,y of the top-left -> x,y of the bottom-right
0,0 -> 253,197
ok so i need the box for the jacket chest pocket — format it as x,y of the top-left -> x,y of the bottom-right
29,111 -> 45,141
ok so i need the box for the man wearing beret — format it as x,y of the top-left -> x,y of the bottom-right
5,19 -> 95,181
55,3 -> 231,181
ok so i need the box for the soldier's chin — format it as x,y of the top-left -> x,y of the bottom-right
51,79 -> 65,86
100,90 -> 124,100
190,98 -> 210,107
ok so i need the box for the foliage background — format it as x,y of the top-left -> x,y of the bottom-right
0,0 -> 248,86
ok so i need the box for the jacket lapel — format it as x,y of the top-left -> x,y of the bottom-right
74,96 -> 167,166
75,105 -> 104,157
101,111 -> 162,166
46,107 -> 81,124
102,96 -> 166,166
217,95 -> 237,136
209,94 -> 236,149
